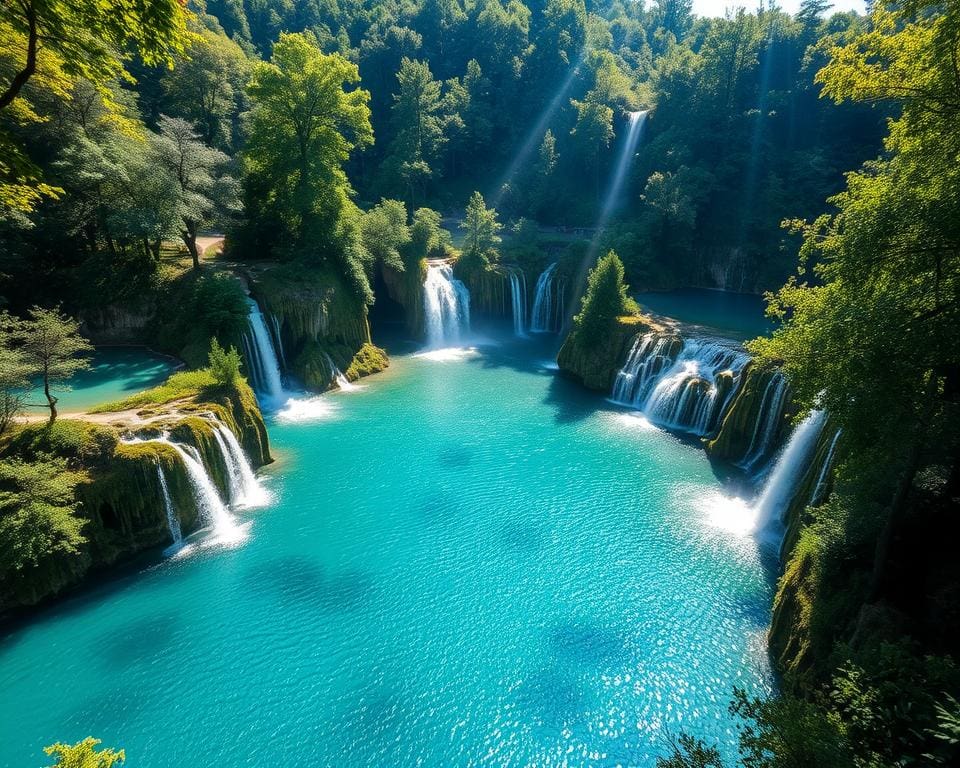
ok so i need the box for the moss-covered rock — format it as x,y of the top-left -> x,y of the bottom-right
706,365 -> 793,463
557,315 -> 659,391
346,342 -> 389,381
250,263 -> 387,391
0,375 -> 271,614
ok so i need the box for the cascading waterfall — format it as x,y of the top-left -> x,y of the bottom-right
243,298 -> 284,401
530,262 -> 563,333
810,428 -> 842,506
211,424 -> 269,508
613,336 -> 749,436
423,263 -> 471,347
740,372 -> 790,472
611,333 -> 682,406
165,440 -> 238,535
753,409 -> 827,532
156,464 -> 182,549
508,269 -> 527,337
644,340 -> 750,435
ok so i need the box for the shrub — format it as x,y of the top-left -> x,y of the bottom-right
208,339 -> 242,387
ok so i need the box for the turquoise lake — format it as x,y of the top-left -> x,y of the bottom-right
20,347 -> 176,414
0,334 -> 773,767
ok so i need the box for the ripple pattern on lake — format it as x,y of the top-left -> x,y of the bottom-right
0,336 -> 771,767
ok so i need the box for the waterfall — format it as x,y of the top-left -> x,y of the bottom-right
740,372 -> 790,472
602,110 -> 649,217
164,440 -> 237,535
323,352 -> 357,392
530,262 -> 560,333
611,333 -> 682,406
810,428 -> 842,506
753,410 -> 827,531
643,339 -> 749,435
423,263 -> 471,347
508,269 -> 527,336
243,298 -> 284,401
156,464 -> 182,549
211,424 -> 269,508
613,337 -> 749,436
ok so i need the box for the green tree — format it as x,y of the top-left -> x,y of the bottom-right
361,198 -> 411,272
15,307 -> 92,423
0,0 -> 189,215
208,338 -> 242,387
0,456 -> 85,583
161,23 -> 250,151
0,321 -> 30,434
461,191 -> 501,265
656,734 -> 723,768
240,32 -> 373,284
404,207 -> 450,267
43,737 -> 125,768
572,251 -> 634,344
387,58 -> 446,206
152,115 -> 239,270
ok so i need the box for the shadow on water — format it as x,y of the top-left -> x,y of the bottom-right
436,443 -> 472,469
497,520 -> 545,555
241,555 -> 373,614
516,666 -> 584,727
547,621 -> 630,668
96,612 -> 182,667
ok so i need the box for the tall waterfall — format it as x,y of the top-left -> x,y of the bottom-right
612,335 -> 749,436
423,263 -> 471,347
753,409 -> 827,531
156,464 -> 182,549
530,262 -> 564,333
508,269 -> 527,336
243,298 -> 284,401
740,372 -> 790,472
604,110 -> 649,216
211,424 -> 269,508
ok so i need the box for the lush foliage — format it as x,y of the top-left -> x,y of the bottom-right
571,250 -> 635,344
43,737 -> 124,768
208,339 -> 242,388
0,455 -> 85,581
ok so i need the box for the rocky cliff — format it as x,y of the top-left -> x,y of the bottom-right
557,316 -> 661,391
250,264 -> 388,390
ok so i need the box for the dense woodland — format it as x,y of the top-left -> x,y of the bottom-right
2,0 -> 960,766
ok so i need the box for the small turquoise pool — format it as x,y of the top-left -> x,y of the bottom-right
21,347 -> 177,414
635,289 -> 774,340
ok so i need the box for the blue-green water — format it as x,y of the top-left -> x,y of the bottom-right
21,347 -> 176,413
635,289 -> 774,340
0,337 -> 772,767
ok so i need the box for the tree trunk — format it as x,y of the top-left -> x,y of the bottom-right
184,224 -> 199,270
43,367 -> 57,424
0,3 -> 37,111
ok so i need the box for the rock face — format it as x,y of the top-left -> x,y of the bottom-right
557,316 -> 659,392
0,379 -> 270,614
251,265 -> 388,390
380,260 -> 427,336
705,366 -> 793,463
